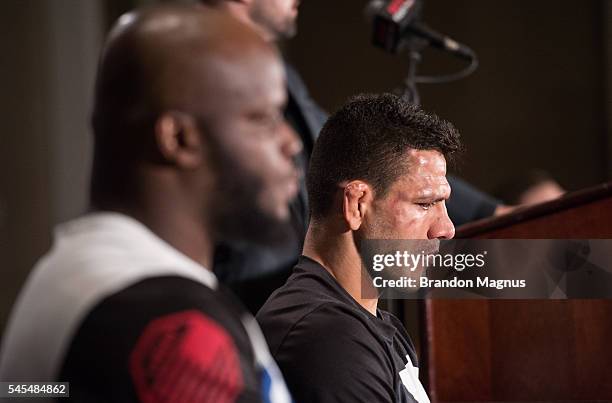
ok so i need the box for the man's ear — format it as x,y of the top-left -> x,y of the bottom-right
342,181 -> 373,231
154,112 -> 204,170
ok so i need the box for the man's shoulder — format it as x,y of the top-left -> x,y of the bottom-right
262,298 -> 389,365
256,263 -> 348,336
285,300 -> 380,341
260,301 -> 399,403
77,276 -> 246,340
258,289 -> 384,360
59,276 -> 263,401
257,259 -> 379,352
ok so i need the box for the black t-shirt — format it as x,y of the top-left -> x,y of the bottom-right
256,256 -> 430,403
60,276 -> 288,403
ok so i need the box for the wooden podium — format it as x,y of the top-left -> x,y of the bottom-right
422,182 -> 612,402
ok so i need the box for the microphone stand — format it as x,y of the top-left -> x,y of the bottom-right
397,28 -> 478,105
399,36 -> 428,106
402,50 -> 422,105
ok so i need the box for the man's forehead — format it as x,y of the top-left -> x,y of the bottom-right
393,149 -> 450,197
206,53 -> 284,92
404,149 -> 447,171
192,51 -> 285,112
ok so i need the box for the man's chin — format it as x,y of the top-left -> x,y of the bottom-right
277,21 -> 297,40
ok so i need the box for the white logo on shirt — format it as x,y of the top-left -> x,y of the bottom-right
398,355 -> 430,403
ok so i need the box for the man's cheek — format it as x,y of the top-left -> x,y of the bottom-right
236,140 -> 276,175
263,141 -> 296,178
390,201 -> 425,224
389,202 -> 428,238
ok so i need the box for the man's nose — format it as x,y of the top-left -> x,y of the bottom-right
280,120 -> 302,159
427,203 -> 455,240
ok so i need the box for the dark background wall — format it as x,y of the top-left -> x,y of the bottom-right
0,0 -> 102,334
0,1 -> 54,333
286,0 -> 610,194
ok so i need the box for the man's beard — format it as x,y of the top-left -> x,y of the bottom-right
250,5 -> 298,41
355,217 -> 440,286
277,19 -> 297,40
209,146 -> 295,249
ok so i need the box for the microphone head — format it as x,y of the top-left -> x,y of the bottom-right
365,0 -> 477,64
366,0 -> 423,24
364,0 -> 387,21
366,0 -> 424,53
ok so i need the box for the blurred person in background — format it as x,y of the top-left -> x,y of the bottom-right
496,170 -> 565,206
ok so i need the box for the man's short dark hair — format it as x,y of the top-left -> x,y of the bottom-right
307,93 -> 461,219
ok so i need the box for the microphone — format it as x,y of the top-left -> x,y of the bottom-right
366,0 -> 474,61
405,22 -> 474,61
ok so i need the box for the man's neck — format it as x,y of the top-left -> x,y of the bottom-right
220,2 -> 275,42
303,221 -> 379,316
92,188 -> 213,270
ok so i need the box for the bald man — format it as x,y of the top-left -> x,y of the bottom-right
0,5 -> 295,402
202,0 -> 329,313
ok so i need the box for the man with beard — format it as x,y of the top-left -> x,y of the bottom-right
0,5 -> 296,402
202,0 -> 508,313
203,0 -> 327,307
257,93 -> 458,403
